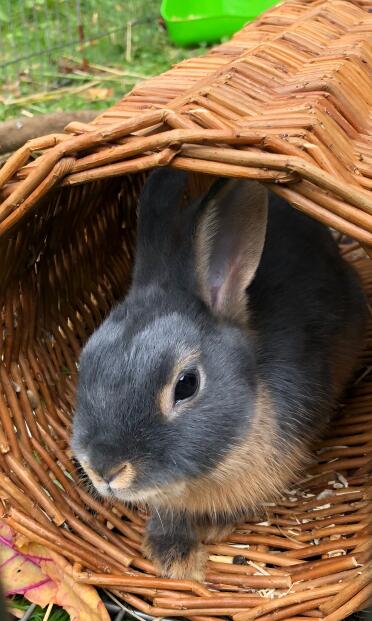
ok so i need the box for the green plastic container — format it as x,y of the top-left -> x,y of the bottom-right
160,0 -> 278,47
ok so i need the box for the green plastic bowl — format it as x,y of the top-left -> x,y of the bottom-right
160,0 -> 279,47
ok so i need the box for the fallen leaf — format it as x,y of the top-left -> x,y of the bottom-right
0,522 -> 54,606
0,522 -> 110,621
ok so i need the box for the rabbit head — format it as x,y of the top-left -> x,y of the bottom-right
72,169 -> 269,507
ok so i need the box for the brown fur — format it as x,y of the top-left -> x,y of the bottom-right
143,534 -> 208,581
153,382 -> 310,518
81,459 -> 135,490
143,383 -> 310,579
109,462 -> 135,490
81,461 -> 104,489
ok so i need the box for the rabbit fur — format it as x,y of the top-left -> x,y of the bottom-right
72,169 -> 367,580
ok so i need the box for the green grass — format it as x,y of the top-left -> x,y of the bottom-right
0,0 -> 208,121
10,596 -> 70,621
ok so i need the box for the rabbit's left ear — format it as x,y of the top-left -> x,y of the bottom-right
195,179 -> 268,324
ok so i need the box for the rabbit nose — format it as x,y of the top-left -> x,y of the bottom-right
88,441 -> 126,480
107,463 -> 127,483
106,462 -> 134,490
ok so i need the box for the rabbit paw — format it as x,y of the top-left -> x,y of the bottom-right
143,537 -> 207,580
143,513 -> 207,581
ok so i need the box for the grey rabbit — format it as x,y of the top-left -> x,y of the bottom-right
72,168 -> 367,580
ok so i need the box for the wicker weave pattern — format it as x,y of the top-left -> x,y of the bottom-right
0,0 -> 371,245
0,1 -> 371,619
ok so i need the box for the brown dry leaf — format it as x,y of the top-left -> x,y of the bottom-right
0,522 -> 54,607
0,522 -> 110,621
81,87 -> 113,100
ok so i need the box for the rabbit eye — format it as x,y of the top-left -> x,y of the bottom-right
174,369 -> 199,404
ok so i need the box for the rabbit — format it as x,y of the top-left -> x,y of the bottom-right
72,168 -> 367,581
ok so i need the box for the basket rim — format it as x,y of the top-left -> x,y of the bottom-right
0,0 -> 371,248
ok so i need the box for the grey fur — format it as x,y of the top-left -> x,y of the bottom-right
72,168 -> 367,578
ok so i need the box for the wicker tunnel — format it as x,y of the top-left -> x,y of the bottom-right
0,0 -> 371,618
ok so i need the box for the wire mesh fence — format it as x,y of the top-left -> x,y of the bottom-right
0,0 -> 202,120
0,0 -> 152,94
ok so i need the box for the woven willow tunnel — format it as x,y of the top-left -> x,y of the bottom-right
0,0 -> 371,619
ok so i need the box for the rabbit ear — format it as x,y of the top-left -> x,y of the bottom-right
195,179 -> 268,324
133,168 -> 191,286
